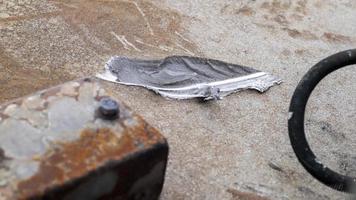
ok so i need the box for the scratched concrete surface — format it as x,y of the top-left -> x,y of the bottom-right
0,0 -> 355,199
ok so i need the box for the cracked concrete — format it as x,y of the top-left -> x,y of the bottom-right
0,0 -> 355,199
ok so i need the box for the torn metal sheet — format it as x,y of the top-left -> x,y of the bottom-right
97,56 -> 282,100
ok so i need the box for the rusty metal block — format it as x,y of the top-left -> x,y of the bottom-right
0,78 -> 168,200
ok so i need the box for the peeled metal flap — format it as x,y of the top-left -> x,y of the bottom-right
97,56 -> 282,100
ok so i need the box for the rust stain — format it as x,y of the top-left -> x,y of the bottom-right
17,117 -> 164,198
227,188 -> 269,200
322,32 -> 353,43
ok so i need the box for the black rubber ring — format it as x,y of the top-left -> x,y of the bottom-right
288,49 -> 356,193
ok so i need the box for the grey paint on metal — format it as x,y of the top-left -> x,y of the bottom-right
97,56 -> 282,100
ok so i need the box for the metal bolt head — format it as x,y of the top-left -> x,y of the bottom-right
99,97 -> 119,119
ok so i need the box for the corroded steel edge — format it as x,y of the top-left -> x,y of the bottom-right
0,77 -> 169,199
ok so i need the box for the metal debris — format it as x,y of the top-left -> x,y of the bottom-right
0,78 -> 168,199
97,56 -> 282,100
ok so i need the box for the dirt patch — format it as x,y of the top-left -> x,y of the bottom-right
222,0 -> 354,46
243,1 -> 314,38
283,28 -> 318,40
260,0 -> 307,16
294,0 -> 307,15
227,188 -> 269,200
281,49 -> 291,57
322,32 -> 353,43
236,5 -> 255,16
295,49 -> 307,56
0,48 -> 73,104
273,15 -> 288,26
261,1 -> 292,14
220,4 -> 255,16
52,0 -> 197,57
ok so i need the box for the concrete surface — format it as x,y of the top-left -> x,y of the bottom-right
0,0 -> 355,199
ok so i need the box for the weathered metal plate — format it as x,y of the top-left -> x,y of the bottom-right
0,78 -> 168,199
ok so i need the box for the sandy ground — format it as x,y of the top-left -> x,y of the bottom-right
0,0 -> 355,199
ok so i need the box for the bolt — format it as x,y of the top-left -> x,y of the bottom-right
99,97 -> 119,119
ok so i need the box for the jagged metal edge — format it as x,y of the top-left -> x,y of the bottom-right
97,56 -> 282,100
